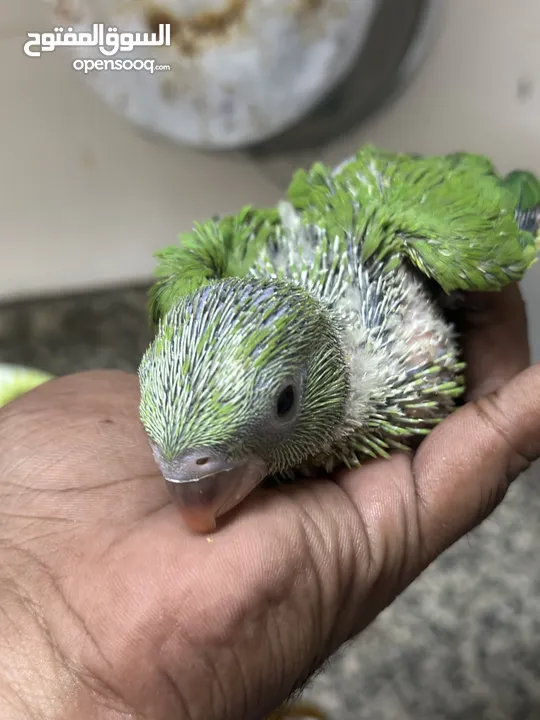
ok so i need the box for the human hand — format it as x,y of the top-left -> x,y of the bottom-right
0,285 -> 539,720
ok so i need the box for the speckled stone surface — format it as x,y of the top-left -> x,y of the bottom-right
1,286 -> 539,720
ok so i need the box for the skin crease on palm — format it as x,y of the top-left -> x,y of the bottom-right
0,285 -> 539,720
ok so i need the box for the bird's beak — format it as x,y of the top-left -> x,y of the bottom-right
155,450 -> 268,533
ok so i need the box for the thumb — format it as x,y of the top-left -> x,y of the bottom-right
412,361 -> 540,562
333,362 -> 540,646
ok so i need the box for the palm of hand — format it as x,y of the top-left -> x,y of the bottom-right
0,286 -> 538,720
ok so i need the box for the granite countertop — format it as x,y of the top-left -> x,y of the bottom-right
1,286 -> 539,720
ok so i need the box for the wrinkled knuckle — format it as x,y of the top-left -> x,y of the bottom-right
306,484 -> 394,644
473,391 -> 532,479
269,489 -> 361,675
474,477 -> 509,528
402,483 -> 428,582
357,465 -> 425,590
384,471 -> 426,588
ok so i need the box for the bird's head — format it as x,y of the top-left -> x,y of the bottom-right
138,277 -> 350,532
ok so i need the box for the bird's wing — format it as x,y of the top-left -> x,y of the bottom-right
287,145 -> 539,294
148,206 -> 280,326
503,169 -> 540,238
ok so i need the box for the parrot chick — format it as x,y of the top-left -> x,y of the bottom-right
138,146 -> 540,533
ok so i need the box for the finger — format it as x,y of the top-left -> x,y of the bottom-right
411,361 -> 540,563
337,360 -> 540,630
460,283 -> 530,399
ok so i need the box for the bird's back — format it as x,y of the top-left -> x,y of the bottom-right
148,144 -> 539,328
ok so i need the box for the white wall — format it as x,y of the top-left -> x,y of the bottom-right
0,0 -> 538,358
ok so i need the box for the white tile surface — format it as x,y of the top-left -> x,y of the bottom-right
0,0 -> 539,359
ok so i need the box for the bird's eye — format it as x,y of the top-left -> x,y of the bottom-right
276,384 -> 297,420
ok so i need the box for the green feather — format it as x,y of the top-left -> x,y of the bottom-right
502,170 -> 540,243
148,206 -> 280,326
286,144 -> 539,294
148,145 -> 539,330
503,169 -> 540,212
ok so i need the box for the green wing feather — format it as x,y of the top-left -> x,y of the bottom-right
502,169 -> 540,239
502,169 -> 540,212
149,206 -> 280,326
287,145 -> 539,294
149,145 -> 539,324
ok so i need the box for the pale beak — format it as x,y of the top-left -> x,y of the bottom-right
154,449 -> 268,533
